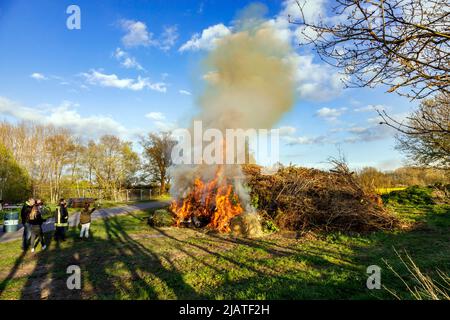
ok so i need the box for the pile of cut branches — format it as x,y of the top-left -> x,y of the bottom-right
242,161 -> 399,233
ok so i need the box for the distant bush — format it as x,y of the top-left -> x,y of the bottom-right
147,209 -> 175,227
0,143 -> 32,203
382,186 -> 435,206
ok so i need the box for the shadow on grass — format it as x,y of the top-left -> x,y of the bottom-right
344,207 -> 450,299
151,227 -> 368,299
0,250 -> 26,296
1,205 -> 447,300
17,216 -> 201,300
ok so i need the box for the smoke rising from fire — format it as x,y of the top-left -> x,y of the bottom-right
198,9 -> 296,131
170,5 -> 297,217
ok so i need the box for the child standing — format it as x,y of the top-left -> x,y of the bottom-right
79,202 -> 96,239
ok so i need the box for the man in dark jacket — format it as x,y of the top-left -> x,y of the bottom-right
54,198 -> 69,242
20,198 -> 34,250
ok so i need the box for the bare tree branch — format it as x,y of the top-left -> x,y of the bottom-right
291,0 -> 450,99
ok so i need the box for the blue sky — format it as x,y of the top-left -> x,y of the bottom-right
0,0 -> 417,170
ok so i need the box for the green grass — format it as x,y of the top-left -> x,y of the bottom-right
382,186 -> 435,206
0,203 -> 448,300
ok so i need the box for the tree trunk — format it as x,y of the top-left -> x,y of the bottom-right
160,179 -> 166,195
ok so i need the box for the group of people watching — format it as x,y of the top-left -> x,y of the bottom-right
20,198 -> 96,252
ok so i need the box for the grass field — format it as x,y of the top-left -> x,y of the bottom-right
0,203 -> 448,300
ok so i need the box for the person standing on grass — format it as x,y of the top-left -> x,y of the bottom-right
79,202 -> 96,239
20,198 -> 35,251
29,204 -> 46,253
54,198 -> 69,242
36,199 -> 47,236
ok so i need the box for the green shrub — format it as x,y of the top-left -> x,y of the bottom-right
262,219 -> 279,233
148,209 -> 175,227
0,143 -> 32,203
382,186 -> 434,206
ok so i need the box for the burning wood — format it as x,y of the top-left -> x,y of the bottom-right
170,166 -> 244,232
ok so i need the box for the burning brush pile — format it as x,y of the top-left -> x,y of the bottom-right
169,165 -> 264,237
242,162 -> 400,233
170,166 -> 244,233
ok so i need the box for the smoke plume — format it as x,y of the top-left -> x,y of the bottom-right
170,5 -> 297,212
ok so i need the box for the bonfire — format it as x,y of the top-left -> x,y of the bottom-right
170,165 -> 244,232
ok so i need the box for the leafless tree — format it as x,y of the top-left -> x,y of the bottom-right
45,131 -> 76,203
290,0 -> 450,99
378,93 -> 449,169
141,132 -> 176,195
87,135 -> 140,201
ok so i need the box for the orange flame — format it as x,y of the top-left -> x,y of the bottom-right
170,166 -> 243,232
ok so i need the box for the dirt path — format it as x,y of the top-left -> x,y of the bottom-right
0,201 -> 170,243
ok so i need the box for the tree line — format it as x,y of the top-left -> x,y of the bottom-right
357,166 -> 448,191
0,122 -> 173,203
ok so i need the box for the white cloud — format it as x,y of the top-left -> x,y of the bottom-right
30,72 -> 47,80
120,20 -> 178,51
283,135 -> 326,145
159,25 -> 179,51
277,126 -> 297,136
0,97 -> 39,121
82,70 -> 167,92
316,107 -> 347,121
179,23 -> 231,52
178,17 -> 291,53
343,125 -> 395,143
280,0 -> 349,44
276,126 -> 326,145
113,48 -> 143,70
120,19 -> 157,48
153,121 -> 177,132
347,126 -> 368,133
286,53 -> 347,100
145,111 -> 177,132
145,112 -> 165,121
353,104 -> 382,112
261,17 -> 294,44
279,0 -> 327,23
122,57 -> 142,70
0,96 -> 129,138
179,90 -> 192,96
367,110 -> 408,125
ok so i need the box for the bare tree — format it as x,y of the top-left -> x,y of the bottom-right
141,132 -> 176,195
88,135 -> 140,201
45,131 -> 76,203
379,93 -> 449,169
291,0 -> 450,99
